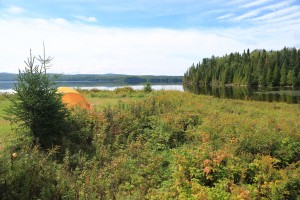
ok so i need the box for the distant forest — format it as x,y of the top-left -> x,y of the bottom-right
0,73 -> 182,84
183,47 -> 300,91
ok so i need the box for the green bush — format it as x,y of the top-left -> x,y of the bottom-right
0,144 -> 61,199
114,86 -> 134,94
63,108 -> 100,156
143,82 -> 152,93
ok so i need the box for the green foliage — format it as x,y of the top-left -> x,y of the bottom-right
287,70 -> 297,86
143,82 -> 152,93
280,60 -> 287,86
0,72 -> 183,84
63,108 -> 100,156
0,143 -> 62,199
183,47 -> 300,92
114,86 -> 135,94
5,50 -> 70,149
1,90 -> 299,199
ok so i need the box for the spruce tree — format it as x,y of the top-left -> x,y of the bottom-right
266,66 -> 272,86
280,61 -> 287,86
6,47 -> 69,149
272,64 -> 279,86
286,70 -> 296,86
182,47 -> 300,90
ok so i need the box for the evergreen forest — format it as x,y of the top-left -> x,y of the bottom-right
0,73 -> 182,85
183,47 -> 300,91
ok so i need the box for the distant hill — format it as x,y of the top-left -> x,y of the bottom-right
0,73 -> 19,81
0,73 -> 183,84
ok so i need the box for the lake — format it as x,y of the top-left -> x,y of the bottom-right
188,86 -> 300,104
1,81 -> 299,104
0,81 -> 183,93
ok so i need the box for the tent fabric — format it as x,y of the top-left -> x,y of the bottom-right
57,87 -> 80,94
57,87 -> 91,110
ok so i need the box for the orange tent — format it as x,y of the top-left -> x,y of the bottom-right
57,87 -> 80,94
57,87 -> 91,110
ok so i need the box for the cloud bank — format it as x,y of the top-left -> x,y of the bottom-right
0,0 -> 299,75
0,16 -> 299,75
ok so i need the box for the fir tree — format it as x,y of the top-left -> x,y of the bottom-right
286,70 -> 296,86
280,61 -> 287,86
6,46 -> 70,149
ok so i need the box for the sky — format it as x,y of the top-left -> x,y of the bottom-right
0,0 -> 300,75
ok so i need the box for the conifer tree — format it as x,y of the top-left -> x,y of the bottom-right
280,61 -> 287,86
266,66 -> 272,86
272,64 -> 279,86
6,46 -> 69,148
286,70 -> 296,86
183,47 -> 300,91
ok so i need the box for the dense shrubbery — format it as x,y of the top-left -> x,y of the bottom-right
1,90 -> 299,199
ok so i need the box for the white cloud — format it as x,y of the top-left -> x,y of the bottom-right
250,5 -> 300,21
240,0 -> 273,8
227,0 -> 251,6
217,13 -> 235,20
262,11 -> 300,24
6,5 -> 25,15
232,0 -> 294,21
233,10 -> 260,21
74,16 -> 97,23
263,0 -> 295,10
0,17 -> 299,75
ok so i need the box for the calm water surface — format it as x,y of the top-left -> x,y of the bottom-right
189,86 -> 300,104
1,81 -> 299,104
0,81 -> 183,93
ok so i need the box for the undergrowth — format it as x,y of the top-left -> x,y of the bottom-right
0,90 -> 299,199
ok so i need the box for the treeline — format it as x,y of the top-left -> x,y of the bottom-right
183,47 -> 300,91
0,73 -> 182,84
56,74 -> 183,84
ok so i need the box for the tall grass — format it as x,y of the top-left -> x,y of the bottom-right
0,90 -> 299,199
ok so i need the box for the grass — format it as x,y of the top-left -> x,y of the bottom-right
0,88 -> 149,149
1,89 -> 299,150
0,96 -> 15,150
1,89 -> 299,199
80,88 -> 150,110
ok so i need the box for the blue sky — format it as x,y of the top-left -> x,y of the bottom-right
0,0 -> 299,75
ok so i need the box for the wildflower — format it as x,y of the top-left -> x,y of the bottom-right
11,152 -> 17,159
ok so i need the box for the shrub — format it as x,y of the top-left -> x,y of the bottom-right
114,86 -> 134,94
143,82 -> 152,93
1,88 -> 299,199
0,144 -> 62,200
63,108 -> 100,156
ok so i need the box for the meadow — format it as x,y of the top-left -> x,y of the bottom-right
0,88 -> 299,199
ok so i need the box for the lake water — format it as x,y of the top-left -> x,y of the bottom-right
188,86 -> 300,104
0,81 -> 183,93
1,81 -> 299,104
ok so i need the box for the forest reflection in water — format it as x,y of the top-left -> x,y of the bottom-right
1,81 -> 300,103
190,86 -> 300,104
